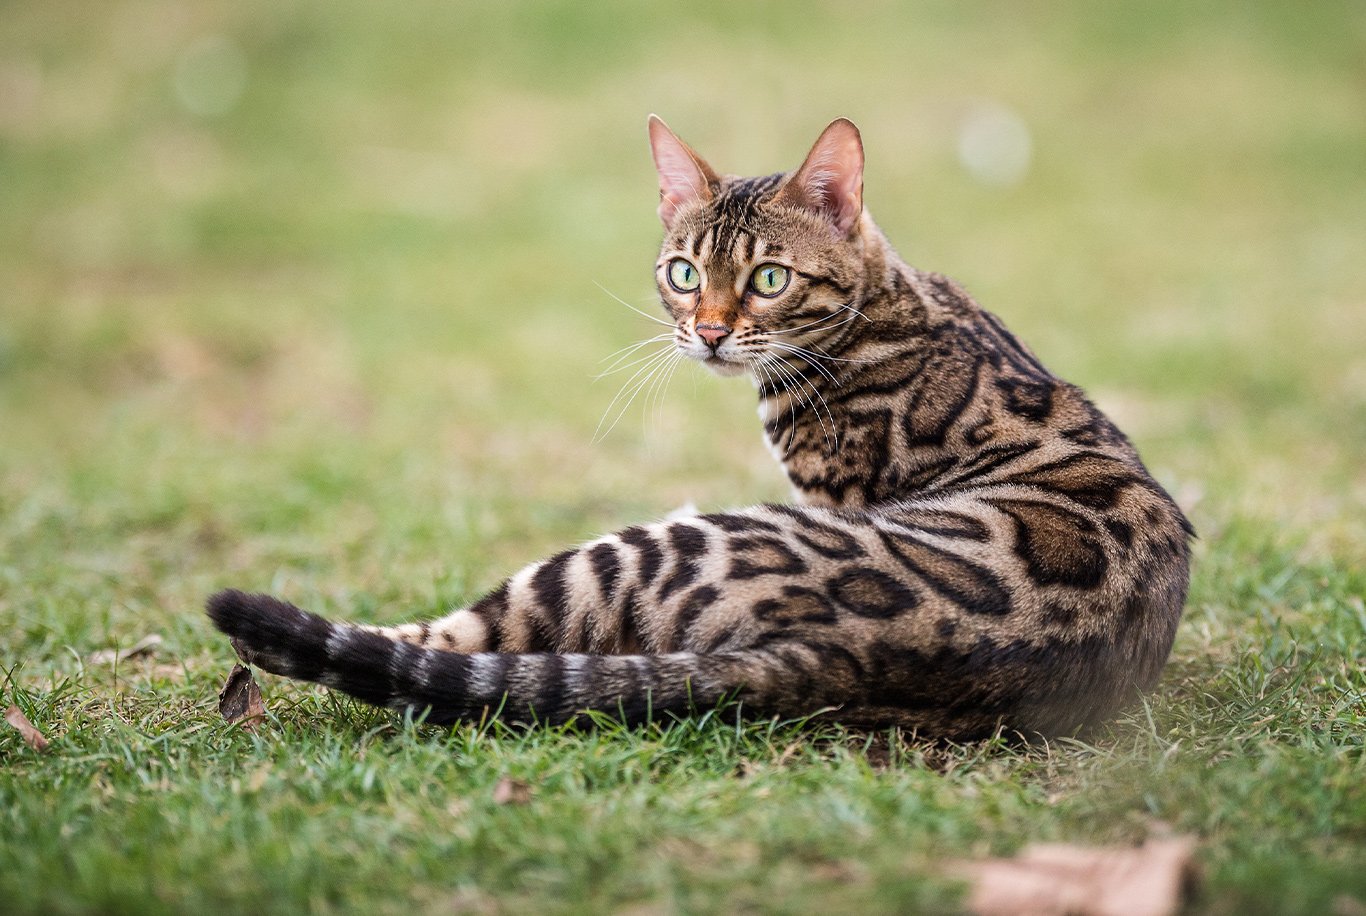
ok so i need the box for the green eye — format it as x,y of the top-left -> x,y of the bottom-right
667,258 -> 700,292
750,263 -> 790,297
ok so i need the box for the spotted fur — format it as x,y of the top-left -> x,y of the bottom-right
207,117 -> 1192,739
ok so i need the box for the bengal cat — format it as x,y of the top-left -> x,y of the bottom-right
208,116 -> 1192,739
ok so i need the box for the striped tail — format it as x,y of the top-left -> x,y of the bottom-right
205,590 -> 809,726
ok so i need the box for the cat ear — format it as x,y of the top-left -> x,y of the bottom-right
779,118 -> 864,236
648,115 -> 719,227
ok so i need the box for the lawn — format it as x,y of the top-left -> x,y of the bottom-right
2,1 -> 1364,912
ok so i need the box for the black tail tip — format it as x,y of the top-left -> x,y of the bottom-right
206,588 -> 251,630
205,589 -> 308,637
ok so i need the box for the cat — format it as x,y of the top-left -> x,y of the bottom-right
208,116 -> 1193,739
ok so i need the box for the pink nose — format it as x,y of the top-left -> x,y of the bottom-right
696,323 -> 731,347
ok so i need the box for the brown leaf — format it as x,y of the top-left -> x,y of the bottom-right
954,837 -> 1198,916
4,705 -> 50,751
218,664 -> 267,730
491,776 -> 531,805
88,633 -> 164,665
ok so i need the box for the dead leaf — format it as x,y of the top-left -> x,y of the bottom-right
218,664 -> 266,730
491,776 -> 531,805
4,705 -> 50,751
953,837 -> 1198,916
88,634 -> 164,665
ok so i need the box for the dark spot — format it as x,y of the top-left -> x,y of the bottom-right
1062,414 -> 1124,448
769,506 -> 865,559
963,416 -> 995,446
1041,600 -> 1078,627
588,542 -> 622,604
828,568 -> 921,619
753,586 -> 839,626
903,355 -> 981,446
878,528 -> 1014,616
1010,453 -> 1139,510
670,585 -> 719,651
618,587 -> 645,652
1104,518 -> 1134,548
619,526 -> 663,583
993,498 -> 1110,589
659,524 -> 707,599
530,549 -> 575,649
729,536 -> 808,579
995,375 -> 1055,422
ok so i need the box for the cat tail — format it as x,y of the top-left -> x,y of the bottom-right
205,589 -> 823,726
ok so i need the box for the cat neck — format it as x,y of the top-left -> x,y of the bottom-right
752,220 -> 1073,509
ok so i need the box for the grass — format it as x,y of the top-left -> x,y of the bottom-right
2,0 -> 1364,912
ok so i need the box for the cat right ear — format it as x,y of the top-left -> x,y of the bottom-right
779,118 -> 864,237
648,115 -> 718,227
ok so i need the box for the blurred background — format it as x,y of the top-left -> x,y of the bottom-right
2,0 -> 1364,635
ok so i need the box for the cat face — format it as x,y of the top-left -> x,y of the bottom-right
649,117 -> 866,378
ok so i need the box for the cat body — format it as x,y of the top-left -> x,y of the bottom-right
209,117 -> 1192,739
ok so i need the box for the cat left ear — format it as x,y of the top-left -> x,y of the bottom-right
648,115 -> 719,227
779,118 -> 864,236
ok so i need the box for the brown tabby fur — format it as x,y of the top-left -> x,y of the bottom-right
208,117 -> 1192,739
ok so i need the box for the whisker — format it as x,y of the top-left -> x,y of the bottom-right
754,358 -> 799,453
771,354 -> 840,453
593,347 -> 677,442
767,300 -> 870,337
599,333 -> 674,366
764,341 -> 841,385
595,341 -> 678,379
594,281 -> 673,328
767,338 -> 876,365
832,301 -> 871,323
768,310 -> 860,337
758,353 -> 838,452
768,359 -> 834,454
647,349 -> 685,433
595,355 -> 671,444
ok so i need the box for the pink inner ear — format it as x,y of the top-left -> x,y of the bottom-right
784,119 -> 864,236
649,116 -> 716,226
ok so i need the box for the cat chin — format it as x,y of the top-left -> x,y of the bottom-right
702,357 -> 749,377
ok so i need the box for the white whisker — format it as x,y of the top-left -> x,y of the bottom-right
599,333 -> 674,366
757,353 -> 839,453
765,341 -> 841,385
593,347 -> 677,442
754,358 -> 799,453
832,301 -> 871,322
767,359 -> 834,454
768,338 -> 876,365
646,349 -> 685,434
769,310 -> 859,337
595,341 -> 678,379
594,281 -> 673,328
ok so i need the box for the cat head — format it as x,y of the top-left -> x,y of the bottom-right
648,116 -> 868,378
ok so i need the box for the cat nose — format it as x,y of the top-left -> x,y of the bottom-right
695,323 -> 731,348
